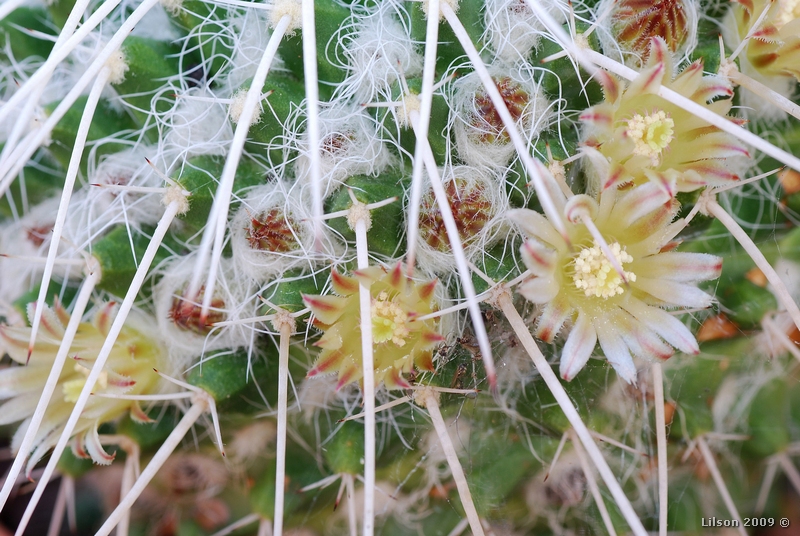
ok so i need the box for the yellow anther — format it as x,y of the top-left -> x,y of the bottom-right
626,110 -> 675,165
774,0 -> 800,28
63,363 -> 108,403
571,241 -> 636,299
372,292 -> 411,346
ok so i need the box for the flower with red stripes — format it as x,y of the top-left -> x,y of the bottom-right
510,182 -> 722,383
303,264 -> 444,390
580,38 -> 749,196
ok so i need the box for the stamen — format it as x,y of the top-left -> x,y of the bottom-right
571,241 -> 636,299
371,292 -> 411,346
626,110 -> 674,165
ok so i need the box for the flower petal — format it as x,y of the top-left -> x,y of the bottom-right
308,348 -> 348,377
670,60 -> 704,97
635,277 -> 715,308
518,275 -> 559,305
27,303 -> 65,339
315,324 -> 344,351
331,268 -> 359,295
93,302 -> 118,337
613,182 -> 672,228
302,295 -> 349,325
628,59 -> 666,96
130,401 -> 155,424
634,252 -> 722,283
642,169 -> 677,198
631,219 -> 685,256
0,391 -> 39,426
535,296 -> 572,343
621,299 -> 700,355
595,322 -> 637,384
0,366 -> 48,399
384,368 -> 411,390
520,240 -> 557,277
336,365 -> 360,391
560,313 -> 597,381
618,313 -> 673,361
71,435 -> 90,460
415,349 -> 435,372
417,278 -> 438,302
84,425 -> 116,465
644,37 -> 672,74
597,71 -> 620,103
508,209 -> 565,250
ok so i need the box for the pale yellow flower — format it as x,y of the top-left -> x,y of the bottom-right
510,182 -> 721,383
581,38 -> 749,195
728,0 -> 800,81
303,264 -> 443,389
0,302 -> 163,471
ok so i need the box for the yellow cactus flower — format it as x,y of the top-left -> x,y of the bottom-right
0,302 -> 163,470
721,0 -> 800,119
510,182 -> 722,383
728,0 -> 800,81
581,38 -> 749,195
303,264 -> 443,390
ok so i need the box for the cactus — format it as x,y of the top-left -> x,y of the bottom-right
1,0 -> 800,534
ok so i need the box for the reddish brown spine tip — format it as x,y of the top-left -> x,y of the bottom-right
488,373 -> 498,397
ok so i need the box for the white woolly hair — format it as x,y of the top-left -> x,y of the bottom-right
228,182 -> 319,282
0,197 -> 79,304
130,2 -> 183,40
60,145 -> 167,256
161,88 -> 234,161
418,416 -> 471,493
483,0 -> 567,63
409,165 -> 511,275
218,10 -> 286,97
524,450 -> 587,516
153,255 -> 255,366
593,0 -> 699,70
292,104 -> 393,193
449,65 -> 551,170
336,1 -> 422,102
720,6 -> 796,123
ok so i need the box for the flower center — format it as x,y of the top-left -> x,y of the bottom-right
372,291 -> 410,346
626,110 -> 674,164
571,241 -> 636,299
63,363 -> 108,403
775,0 -> 800,28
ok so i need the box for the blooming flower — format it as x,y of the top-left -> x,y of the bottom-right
0,302 -> 164,471
509,182 -> 722,383
727,0 -> 800,81
722,0 -> 800,120
580,38 -> 749,195
303,264 -> 444,389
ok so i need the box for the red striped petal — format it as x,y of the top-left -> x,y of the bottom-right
331,268 -> 359,295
